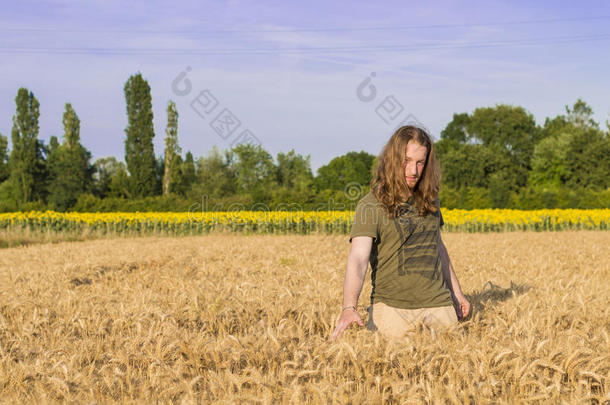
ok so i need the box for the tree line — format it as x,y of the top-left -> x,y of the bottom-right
1,72 -> 608,212
436,100 -> 609,209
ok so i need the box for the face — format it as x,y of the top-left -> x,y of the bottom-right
403,140 -> 428,189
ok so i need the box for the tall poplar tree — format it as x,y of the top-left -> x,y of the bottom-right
47,103 -> 93,210
8,88 -> 44,204
162,100 -> 181,196
124,72 -> 156,197
0,133 -> 9,183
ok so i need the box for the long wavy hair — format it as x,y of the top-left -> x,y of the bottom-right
370,125 -> 441,217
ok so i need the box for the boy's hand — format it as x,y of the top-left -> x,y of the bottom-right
330,309 -> 364,340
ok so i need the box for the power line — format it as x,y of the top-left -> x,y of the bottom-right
2,16 -> 610,35
1,33 -> 608,56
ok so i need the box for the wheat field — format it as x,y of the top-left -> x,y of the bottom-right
0,232 -> 608,403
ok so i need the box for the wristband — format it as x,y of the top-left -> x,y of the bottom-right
342,305 -> 357,312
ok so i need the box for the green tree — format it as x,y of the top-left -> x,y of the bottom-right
0,132 -> 9,183
46,103 -> 93,210
529,131 -> 573,188
488,172 -> 512,208
109,162 -> 131,198
439,141 -> 518,208
231,143 -> 277,202
273,149 -> 315,205
8,88 -> 47,205
563,128 -> 609,189
45,135 -> 60,192
538,115 -> 571,141
93,157 -> 124,198
162,100 -> 181,196
565,98 -> 598,130
314,151 -> 375,191
467,104 -> 538,173
276,149 -> 313,191
438,107 -> 537,207
172,151 -> 196,196
440,113 -> 471,144
529,100 -> 608,190
48,136 -> 60,156
440,143 -> 497,189
436,112 -> 471,160
370,156 -> 378,179
191,146 -> 236,200
124,72 -> 156,197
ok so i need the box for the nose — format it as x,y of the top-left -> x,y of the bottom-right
407,162 -> 418,176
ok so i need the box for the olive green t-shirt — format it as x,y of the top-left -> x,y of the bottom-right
349,191 -> 453,309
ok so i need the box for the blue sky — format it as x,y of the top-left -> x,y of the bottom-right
1,0 -> 609,173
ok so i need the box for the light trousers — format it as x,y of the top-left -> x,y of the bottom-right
367,301 -> 458,339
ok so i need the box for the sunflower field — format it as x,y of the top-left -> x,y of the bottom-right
0,209 -> 608,235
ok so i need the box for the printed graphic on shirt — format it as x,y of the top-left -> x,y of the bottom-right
392,203 -> 442,281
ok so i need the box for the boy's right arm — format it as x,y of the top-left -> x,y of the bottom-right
330,236 -> 373,340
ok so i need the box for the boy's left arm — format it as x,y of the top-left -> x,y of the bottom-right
438,235 -> 471,319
